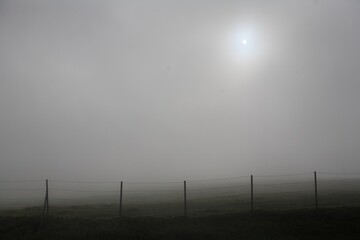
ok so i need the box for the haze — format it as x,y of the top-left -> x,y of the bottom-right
1,0 -> 360,183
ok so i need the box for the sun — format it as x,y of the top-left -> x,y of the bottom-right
222,25 -> 263,65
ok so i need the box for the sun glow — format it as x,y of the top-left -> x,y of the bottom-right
219,24 -> 268,83
223,25 -> 262,63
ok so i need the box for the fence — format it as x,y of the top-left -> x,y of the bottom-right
1,171 -> 360,218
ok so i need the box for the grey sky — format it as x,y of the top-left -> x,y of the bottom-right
0,0 -> 360,182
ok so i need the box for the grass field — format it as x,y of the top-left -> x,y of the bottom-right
1,178 -> 360,239
1,178 -> 360,218
1,207 -> 360,240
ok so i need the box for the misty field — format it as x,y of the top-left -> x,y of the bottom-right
1,191 -> 360,219
1,176 -> 360,239
1,174 -> 360,218
2,189 -> 360,218
1,207 -> 360,240
2,0 -> 360,239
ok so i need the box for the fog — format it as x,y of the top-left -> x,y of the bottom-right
1,0 -> 360,183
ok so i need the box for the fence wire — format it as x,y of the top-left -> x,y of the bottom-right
0,172 -> 359,217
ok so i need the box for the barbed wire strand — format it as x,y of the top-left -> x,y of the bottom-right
0,172 -> 358,185
124,189 -> 179,193
256,173 -> 313,178
188,185 -> 250,191
49,180 -> 120,184
124,181 -> 183,185
254,181 -> 313,187
317,180 -> 360,183
318,172 -> 360,175
187,176 -> 250,183
0,180 -> 43,183
0,198 -> 43,201
49,188 -> 118,193
253,190 -> 311,195
0,188 -> 43,191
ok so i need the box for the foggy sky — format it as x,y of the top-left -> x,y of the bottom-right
0,0 -> 360,182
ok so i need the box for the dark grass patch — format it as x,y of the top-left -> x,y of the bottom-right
1,207 -> 360,240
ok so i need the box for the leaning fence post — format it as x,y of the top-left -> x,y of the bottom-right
184,180 -> 187,217
41,179 -> 49,217
41,179 -> 47,216
119,181 -> 123,217
251,175 -> 254,211
314,171 -> 318,209
39,179 -> 48,231
46,179 -> 49,216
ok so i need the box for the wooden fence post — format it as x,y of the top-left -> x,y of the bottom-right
46,179 -> 49,216
314,171 -> 318,209
39,179 -> 49,231
184,180 -> 187,217
41,179 -> 49,217
119,181 -> 123,217
251,175 -> 254,211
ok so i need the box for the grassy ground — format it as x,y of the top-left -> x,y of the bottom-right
1,207 -> 360,240
1,190 -> 360,218
1,180 -> 359,239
